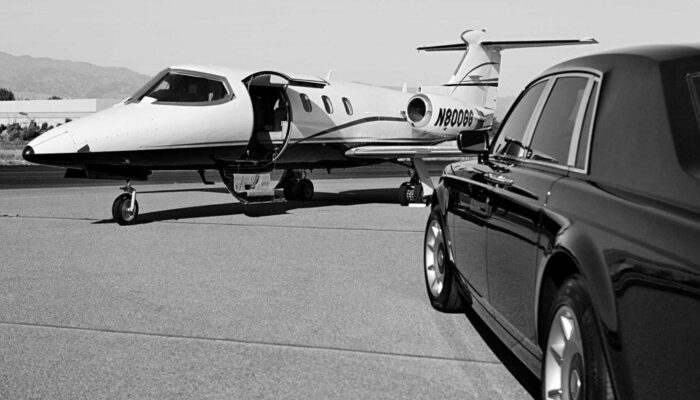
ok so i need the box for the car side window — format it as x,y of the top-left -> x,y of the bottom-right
493,81 -> 547,158
528,76 -> 589,165
575,81 -> 598,169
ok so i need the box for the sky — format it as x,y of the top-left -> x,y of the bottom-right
1,0 -> 699,97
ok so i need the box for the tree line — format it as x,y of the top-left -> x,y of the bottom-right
0,87 -> 68,142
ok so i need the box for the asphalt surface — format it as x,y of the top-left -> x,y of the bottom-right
0,176 -> 531,399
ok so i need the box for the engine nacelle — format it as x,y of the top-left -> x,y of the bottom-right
406,93 -> 493,136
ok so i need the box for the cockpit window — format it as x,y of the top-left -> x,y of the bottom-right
137,71 -> 230,104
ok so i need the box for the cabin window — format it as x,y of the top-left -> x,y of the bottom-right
300,93 -> 312,112
342,97 -> 353,115
322,95 -> 333,114
139,71 -> 229,104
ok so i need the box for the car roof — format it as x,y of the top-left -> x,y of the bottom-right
541,43 -> 700,77
521,44 -> 700,213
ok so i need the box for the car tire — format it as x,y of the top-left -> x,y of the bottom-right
423,207 -> 467,313
542,276 -> 614,400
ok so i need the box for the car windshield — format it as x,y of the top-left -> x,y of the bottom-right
138,72 -> 228,104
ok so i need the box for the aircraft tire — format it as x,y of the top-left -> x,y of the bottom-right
112,193 -> 139,225
413,184 -> 424,204
398,182 -> 410,206
296,179 -> 314,201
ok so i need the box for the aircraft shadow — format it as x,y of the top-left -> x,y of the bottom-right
94,188 -> 399,224
139,187 -> 230,195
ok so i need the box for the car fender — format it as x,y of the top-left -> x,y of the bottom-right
535,222 -> 619,341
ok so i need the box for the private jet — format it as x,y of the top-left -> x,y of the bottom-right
22,30 -> 596,224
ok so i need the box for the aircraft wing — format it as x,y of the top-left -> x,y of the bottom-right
344,143 -> 466,159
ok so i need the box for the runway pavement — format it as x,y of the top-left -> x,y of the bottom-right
0,178 -> 531,399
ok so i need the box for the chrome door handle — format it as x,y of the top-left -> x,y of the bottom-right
485,173 -> 514,187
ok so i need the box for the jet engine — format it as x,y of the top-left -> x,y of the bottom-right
406,93 -> 492,136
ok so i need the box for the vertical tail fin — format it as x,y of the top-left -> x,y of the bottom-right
418,30 -> 597,110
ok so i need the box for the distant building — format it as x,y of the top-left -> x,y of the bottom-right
0,99 -> 122,126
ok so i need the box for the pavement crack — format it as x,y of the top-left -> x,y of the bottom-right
0,320 -> 500,366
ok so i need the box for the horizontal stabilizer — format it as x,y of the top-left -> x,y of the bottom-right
481,38 -> 598,50
417,43 -> 467,52
417,38 -> 597,52
345,144 -> 467,160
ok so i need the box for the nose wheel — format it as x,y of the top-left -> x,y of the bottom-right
112,182 -> 139,225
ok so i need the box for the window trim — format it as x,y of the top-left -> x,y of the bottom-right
494,70 -> 602,174
562,72 -> 602,174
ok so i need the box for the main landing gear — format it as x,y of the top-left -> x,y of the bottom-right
398,157 -> 435,206
277,169 -> 314,201
398,169 -> 424,206
112,181 -> 139,225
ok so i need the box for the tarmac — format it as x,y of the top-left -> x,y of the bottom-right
0,177 -> 531,399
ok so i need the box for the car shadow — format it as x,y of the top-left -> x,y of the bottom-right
464,309 -> 540,398
94,188 -> 399,224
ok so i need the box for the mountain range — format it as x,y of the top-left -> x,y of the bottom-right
0,51 -> 149,100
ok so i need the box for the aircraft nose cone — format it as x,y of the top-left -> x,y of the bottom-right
22,145 -> 36,162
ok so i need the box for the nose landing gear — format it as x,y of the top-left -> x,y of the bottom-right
112,181 -> 139,225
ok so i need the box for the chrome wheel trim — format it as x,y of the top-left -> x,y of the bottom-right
424,219 -> 446,297
120,199 -> 136,222
544,305 -> 585,400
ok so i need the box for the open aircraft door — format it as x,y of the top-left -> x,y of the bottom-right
240,71 -> 327,167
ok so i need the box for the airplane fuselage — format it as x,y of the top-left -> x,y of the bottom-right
23,66 -> 451,175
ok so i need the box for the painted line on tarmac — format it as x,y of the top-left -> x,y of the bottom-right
0,214 -> 423,233
0,320 -> 500,366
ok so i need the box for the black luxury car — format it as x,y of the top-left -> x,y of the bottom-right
424,44 -> 700,400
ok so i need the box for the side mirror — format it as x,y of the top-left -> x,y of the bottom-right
458,131 -> 489,154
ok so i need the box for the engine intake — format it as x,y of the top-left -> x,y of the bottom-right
405,93 -> 492,137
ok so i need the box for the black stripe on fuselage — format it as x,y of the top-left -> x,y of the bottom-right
294,116 -> 407,144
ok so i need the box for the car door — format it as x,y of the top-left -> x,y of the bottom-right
485,74 -> 597,342
447,80 -> 549,299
